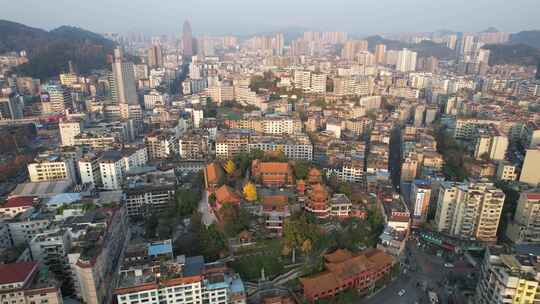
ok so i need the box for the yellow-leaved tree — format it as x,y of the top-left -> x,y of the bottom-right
243,182 -> 257,202
224,159 -> 236,175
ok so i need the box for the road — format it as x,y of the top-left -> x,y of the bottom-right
361,239 -> 476,304
198,190 -> 217,226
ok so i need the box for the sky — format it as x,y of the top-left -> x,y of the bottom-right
2,0 -> 540,36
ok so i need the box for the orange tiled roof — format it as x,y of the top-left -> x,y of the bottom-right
259,162 -> 291,174
301,249 -> 395,297
324,249 -> 354,264
215,185 -> 241,204
205,163 -> 221,184
300,271 -> 341,296
262,195 -> 288,206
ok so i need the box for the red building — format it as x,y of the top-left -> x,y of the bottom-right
300,249 -> 394,303
214,185 -> 241,211
204,162 -> 224,192
304,184 -> 330,219
251,160 -> 294,188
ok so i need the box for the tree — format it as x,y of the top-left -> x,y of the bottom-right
175,189 -> 200,217
293,160 -> 311,180
224,159 -> 236,175
208,193 -> 217,207
301,239 -> 313,255
219,203 -> 250,237
144,213 -> 159,239
199,224 -> 226,261
337,183 -> 352,199
243,182 -> 257,202
282,214 -> 321,255
312,99 -> 327,108
366,109 -> 378,120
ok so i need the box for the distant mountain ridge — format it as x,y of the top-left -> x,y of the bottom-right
508,30 -> 540,49
0,20 -> 115,79
365,35 -> 454,59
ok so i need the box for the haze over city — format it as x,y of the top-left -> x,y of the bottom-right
2,0 -> 540,35
2,1 -> 540,304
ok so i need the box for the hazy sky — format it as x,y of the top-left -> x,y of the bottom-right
2,0 -> 539,36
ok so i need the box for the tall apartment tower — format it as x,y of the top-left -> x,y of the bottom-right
375,44 -> 386,64
147,44 -> 163,68
396,48 -> 417,72
506,191 -> 540,243
182,20 -> 194,58
111,48 -> 138,105
520,148 -> 540,187
433,182 -> 504,242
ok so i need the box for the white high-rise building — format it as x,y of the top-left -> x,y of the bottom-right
396,48 -> 417,72
112,48 -> 138,105
310,73 -> 327,93
433,182 -> 504,242
520,148 -> 540,187
99,147 -> 148,190
192,109 -> 204,128
59,119 -> 83,147
79,153 -> 102,188
506,191 -> 540,244
40,84 -> 72,114
476,49 -> 490,64
294,70 -> 312,91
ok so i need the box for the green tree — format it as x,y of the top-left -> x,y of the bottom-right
293,160 -> 311,180
175,189 -> 200,217
219,203 -> 250,237
199,224 -> 226,261
282,213 -> 321,254
312,99 -> 327,108
337,183 -> 352,199
144,213 -> 159,239
208,193 -> 217,207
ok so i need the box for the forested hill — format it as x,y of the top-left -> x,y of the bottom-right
0,20 -> 115,79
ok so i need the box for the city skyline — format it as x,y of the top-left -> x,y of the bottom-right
1,0 -> 540,36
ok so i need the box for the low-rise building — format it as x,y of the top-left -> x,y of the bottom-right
261,195 -> 291,236
475,247 -> 540,304
0,262 -> 63,304
300,249 -> 394,303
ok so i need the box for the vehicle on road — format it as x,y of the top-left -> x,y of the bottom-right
398,289 -> 406,296
444,263 -> 454,268
428,291 -> 439,303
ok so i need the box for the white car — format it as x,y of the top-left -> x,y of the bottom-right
444,263 -> 455,268
398,289 -> 406,296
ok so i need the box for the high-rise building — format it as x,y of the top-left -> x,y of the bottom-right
506,191 -> 540,243
458,34 -> 477,58
410,179 -> 432,227
0,94 -> 24,120
445,34 -> 457,50
27,152 -> 78,184
147,44 -> 163,68
59,119 -> 83,146
396,48 -> 417,72
475,247 -> 540,304
374,44 -> 386,64
433,182 -> 504,242
111,48 -> 138,105
182,20 -> 194,57
40,84 -> 72,114
476,48 -> 490,65
520,148 -> 540,186
341,40 -> 368,60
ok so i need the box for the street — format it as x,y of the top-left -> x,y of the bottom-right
198,190 -> 217,226
361,239 -> 476,304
